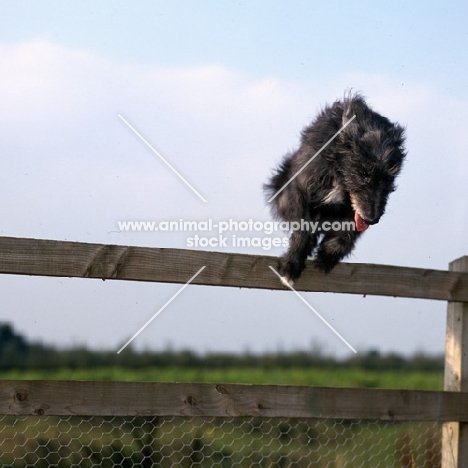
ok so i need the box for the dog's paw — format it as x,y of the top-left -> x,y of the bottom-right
278,257 -> 299,287
280,275 -> 294,288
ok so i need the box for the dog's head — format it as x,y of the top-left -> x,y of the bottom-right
334,96 -> 406,231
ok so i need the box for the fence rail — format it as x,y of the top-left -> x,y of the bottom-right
0,236 -> 468,301
2,381 -> 468,421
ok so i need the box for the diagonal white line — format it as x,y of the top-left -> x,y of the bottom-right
267,115 -> 356,203
118,114 -> 207,203
269,266 -> 357,353
117,266 -> 206,354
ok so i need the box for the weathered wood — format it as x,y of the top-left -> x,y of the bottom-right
1,380 -> 468,421
442,257 -> 468,468
444,257 -> 468,393
0,236 -> 467,301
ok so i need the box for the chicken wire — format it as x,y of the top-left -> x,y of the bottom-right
0,415 -> 441,467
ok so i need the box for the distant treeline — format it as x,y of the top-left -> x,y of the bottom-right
0,323 -> 443,371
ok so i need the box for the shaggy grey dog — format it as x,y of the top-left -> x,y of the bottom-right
265,93 -> 406,285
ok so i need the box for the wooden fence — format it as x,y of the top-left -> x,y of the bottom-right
0,236 -> 467,467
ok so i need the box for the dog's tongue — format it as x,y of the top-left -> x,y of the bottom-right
354,212 -> 369,232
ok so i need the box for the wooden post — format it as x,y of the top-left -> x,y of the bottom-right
442,256 -> 468,468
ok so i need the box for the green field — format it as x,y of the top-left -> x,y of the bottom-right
0,366 -> 443,390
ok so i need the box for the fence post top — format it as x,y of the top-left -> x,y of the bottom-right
449,256 -> 468,272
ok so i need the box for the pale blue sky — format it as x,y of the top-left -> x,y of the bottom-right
2,1 -> 467,90
1,1 -> 467,356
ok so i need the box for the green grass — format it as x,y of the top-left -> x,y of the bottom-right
0,366 -> 443,390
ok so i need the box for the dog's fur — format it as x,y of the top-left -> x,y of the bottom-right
264,93 -> 406,285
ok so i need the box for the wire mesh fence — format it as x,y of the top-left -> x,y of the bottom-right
0,414 -> 441,467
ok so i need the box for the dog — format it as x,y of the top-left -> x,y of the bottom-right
264,93 -> 406,286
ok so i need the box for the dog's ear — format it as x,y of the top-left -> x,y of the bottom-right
341,100 -> 360,139
389,124 -> 406,176
391,124 -> 406,146
387,160 -> 404,177
342,101 -> 354,126
383,135 -> 406,177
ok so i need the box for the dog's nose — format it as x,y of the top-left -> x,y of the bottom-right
366,217 -> 380,225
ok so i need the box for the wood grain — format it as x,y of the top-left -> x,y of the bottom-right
0,236 -> 467,301
1,380 -> 468,421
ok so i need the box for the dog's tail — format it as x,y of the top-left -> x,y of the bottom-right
264,157 -> 300,221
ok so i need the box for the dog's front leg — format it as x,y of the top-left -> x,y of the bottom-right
313,231 -> 360,273
278,229 -> 317,286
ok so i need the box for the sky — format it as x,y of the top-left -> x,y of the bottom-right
0,1 -> 467,357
